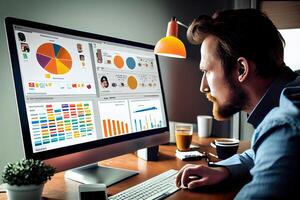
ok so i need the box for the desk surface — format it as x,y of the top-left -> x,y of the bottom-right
0,137 -> 250,200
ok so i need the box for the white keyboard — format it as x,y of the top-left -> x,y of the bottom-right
109,169 -> 179,200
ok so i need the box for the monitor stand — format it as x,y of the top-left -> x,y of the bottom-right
65,163 -> 138,186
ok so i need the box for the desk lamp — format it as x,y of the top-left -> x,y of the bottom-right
154,17 -> 188,58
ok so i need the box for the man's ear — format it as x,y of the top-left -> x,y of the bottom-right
236,57 -> 249,82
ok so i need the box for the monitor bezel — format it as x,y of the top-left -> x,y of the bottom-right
5,17 -> 169,161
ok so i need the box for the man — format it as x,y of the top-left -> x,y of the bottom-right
176,9 -> 300,199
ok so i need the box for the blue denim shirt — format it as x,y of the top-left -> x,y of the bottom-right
216,67 -> 300,199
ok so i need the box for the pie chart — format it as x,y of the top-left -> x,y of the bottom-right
36,43 -> 72,75
128,76 -> 138,90
126,57 -> 136,69
114,55 -> 124,69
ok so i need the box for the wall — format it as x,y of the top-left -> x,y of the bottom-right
261,1 -> 300,72
260,1 -> 300,29
0,0 -> 233,174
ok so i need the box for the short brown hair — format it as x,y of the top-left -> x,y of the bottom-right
187,9 -> 285,77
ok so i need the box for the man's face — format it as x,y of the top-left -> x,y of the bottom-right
199,35 -> 247,120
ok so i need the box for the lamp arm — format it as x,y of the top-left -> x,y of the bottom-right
177,21 -> 188,29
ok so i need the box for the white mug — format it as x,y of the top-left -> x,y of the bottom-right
168,121 -> 176,143
197,115 -> 213,138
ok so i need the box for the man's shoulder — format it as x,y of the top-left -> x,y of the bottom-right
263,75 -> 300,127
286,73 -> 300,87
262,82 -> 300,129
252,80 -> 300,146
280,76 -> 300,114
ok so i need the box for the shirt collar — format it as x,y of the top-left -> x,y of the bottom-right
247,67 -> 298,128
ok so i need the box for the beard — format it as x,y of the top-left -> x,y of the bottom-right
206,83 -> 247,121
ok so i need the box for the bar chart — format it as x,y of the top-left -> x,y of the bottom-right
102,119 -> 129,137
129,99 -> 164,132
98,100 -> 131,138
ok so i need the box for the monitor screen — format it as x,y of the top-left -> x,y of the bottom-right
5,17 -> 169,184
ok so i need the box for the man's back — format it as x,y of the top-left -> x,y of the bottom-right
236,75 -> 300,199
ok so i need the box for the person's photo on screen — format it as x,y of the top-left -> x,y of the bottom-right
100,76 -> 109,88
18,32 -> 26,42
21,43 -> 30,52
77,43 -> 83,53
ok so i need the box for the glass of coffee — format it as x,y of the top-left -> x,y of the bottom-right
175,123 -> 193,151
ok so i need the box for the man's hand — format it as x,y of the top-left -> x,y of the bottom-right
176,164 -> 230,189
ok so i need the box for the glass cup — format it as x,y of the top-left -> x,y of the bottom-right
175,123 -> 193,151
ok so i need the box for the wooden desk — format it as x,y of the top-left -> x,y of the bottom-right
0,137 -> 250,200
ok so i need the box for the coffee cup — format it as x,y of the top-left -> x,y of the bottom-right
175,123 -> 193,151
210,138 -> 239,159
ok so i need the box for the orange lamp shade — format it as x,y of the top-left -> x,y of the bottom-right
154,17 -> 187,58
154,36 -> 186,58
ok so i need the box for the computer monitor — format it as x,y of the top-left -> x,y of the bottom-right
5,17 -> 169,185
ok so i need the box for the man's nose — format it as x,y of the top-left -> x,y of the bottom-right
200,74 -> 210,93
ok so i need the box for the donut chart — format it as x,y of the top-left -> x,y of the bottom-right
36,43 -> 72,75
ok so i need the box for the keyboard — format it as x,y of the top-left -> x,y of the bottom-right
109,169 -> 179,200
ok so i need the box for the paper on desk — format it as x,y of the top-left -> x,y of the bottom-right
175,150 -> 204,160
